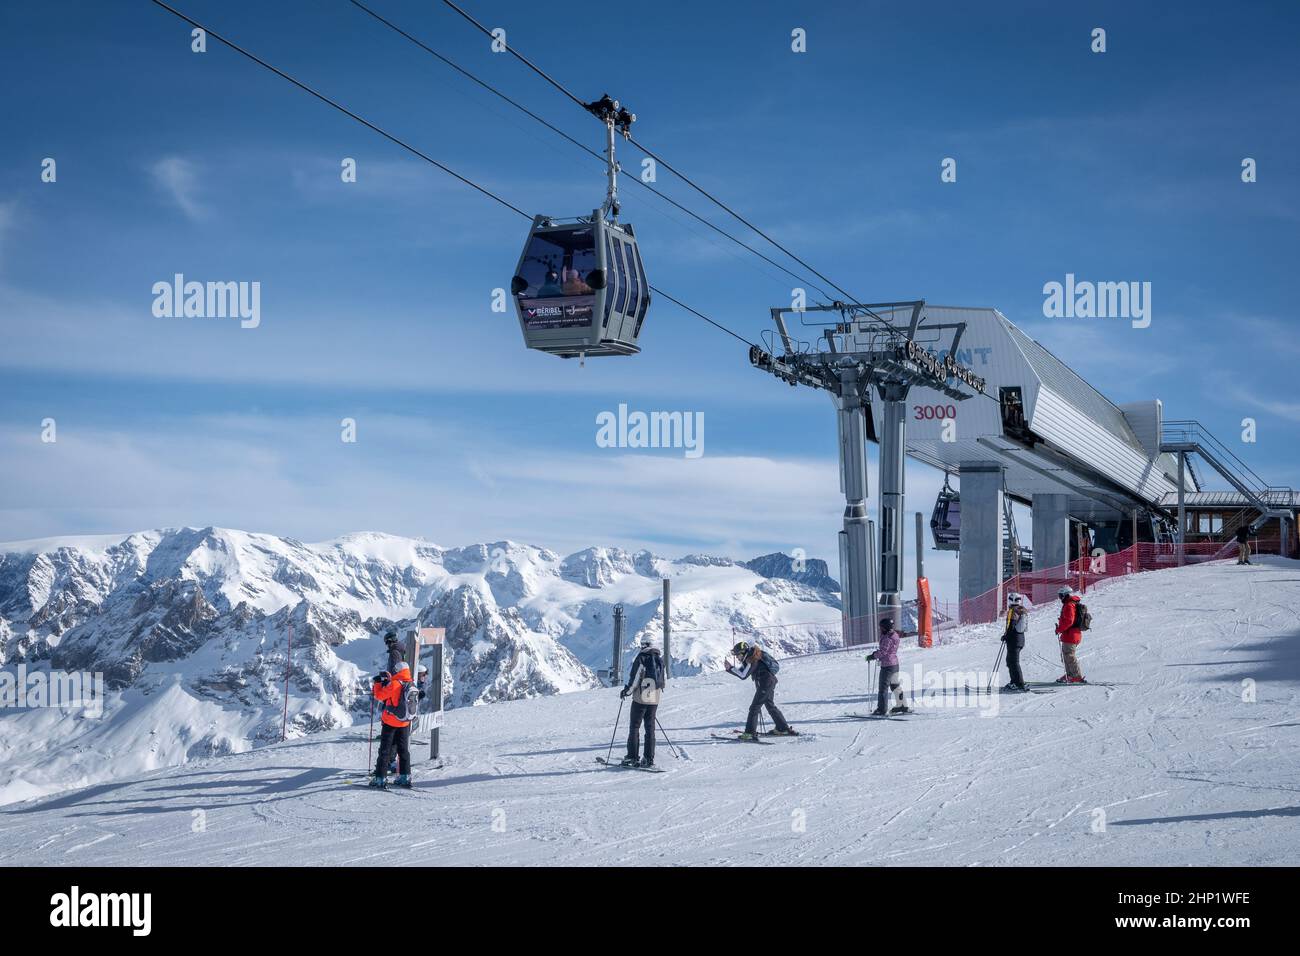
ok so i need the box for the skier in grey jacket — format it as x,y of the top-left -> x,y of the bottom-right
620,640 -> 665,767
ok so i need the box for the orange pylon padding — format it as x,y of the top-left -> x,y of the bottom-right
916,577 -> 934,648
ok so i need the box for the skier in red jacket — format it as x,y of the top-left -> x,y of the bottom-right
1054,587 -> 1086,684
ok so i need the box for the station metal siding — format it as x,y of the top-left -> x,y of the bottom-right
1118,400 -> 1163,459
1029,386 -> 1175,502
1001,318 -> 1145,455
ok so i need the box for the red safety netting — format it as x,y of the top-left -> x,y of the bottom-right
932,538 -> 1284,626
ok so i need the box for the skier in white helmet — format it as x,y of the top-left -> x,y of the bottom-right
1001,593 -> 1029,692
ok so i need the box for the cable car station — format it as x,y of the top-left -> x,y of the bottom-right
751,302 -> 1297,629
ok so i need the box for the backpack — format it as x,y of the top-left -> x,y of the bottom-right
1073,601 -> 1092,631
759,652 -> 780,675
643,651 -> 666,690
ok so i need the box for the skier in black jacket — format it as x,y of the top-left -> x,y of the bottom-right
383,631 -> 405,671
1234,524 -> 1252,565
725,641 -> 797,740
1001,593 -> 1029,692
620,639 -> 665,767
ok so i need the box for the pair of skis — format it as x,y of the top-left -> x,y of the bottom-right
708,729 -> 810,744
964,684 -> 1052,695
841,711 -> 919,721
595,757 -> 669,773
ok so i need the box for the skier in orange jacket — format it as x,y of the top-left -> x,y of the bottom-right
370,662 -> 414,789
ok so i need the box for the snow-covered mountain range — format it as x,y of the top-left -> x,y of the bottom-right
0,528 -> 841,804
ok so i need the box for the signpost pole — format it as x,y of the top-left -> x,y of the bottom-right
417,627 -> 446,762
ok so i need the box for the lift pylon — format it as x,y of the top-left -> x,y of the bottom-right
750,300 -> 986,643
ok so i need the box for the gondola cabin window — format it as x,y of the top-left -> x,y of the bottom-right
515,227 -> 599,330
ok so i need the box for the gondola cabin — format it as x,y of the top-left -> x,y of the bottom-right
511,210 -> 649,358
930,480 -> 961,551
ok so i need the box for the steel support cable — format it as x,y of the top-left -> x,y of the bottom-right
437,0 -> 889,326
352,0 -> 835,304
147,0 -> 756,348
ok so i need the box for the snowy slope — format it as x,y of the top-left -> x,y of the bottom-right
0,528 -> 842,805
2,557 -> 1296,866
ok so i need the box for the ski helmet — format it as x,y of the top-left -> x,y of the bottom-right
417,664 -> 428,676
731,641 -> 751,657
384,631 -> 398,644
1057,587 -> 1073,599
641,638 -> 654,649
879,617 -> 894,631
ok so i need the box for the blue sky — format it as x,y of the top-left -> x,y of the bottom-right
2,0 -> 1297,603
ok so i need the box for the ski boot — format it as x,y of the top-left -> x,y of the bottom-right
1055,674 -> 1071,683
736,732 -> 761,741
368,775 -> 387,789
1001,682 -> 1026,693
1067,676 -> 1088,684
620,755 -> 639,768
639,757 -> 655,769
393,773 -> 412,789
890,704 -> 912,715
870,709 -> 889,717
769,728 -> 800,736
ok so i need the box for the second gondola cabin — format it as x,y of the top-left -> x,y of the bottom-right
511,209 -> 649,358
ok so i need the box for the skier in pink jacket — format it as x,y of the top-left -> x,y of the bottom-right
866,617 -> 910,715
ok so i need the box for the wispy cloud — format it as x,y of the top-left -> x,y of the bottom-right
1232,387 -> 1300,423
148,156 -> 206,221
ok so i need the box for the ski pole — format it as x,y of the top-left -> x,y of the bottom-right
986,642 -> 1006,694
655,717 -> 681,761
366,694 -> 375,772
604,694 -> 626,765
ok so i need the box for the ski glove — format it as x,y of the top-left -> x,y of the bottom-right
373,671 -> 391,684
620,687 -> 631,699
866,652 -> 877,662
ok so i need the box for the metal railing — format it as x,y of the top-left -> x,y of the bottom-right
1161,419 -> 1294,522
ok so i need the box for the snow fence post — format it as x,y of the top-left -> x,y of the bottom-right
281,620 -> 293,742
611,604 -> 625,686
662,578 -> 672,679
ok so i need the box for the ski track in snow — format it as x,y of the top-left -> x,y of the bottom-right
2,559 -> 1298,866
